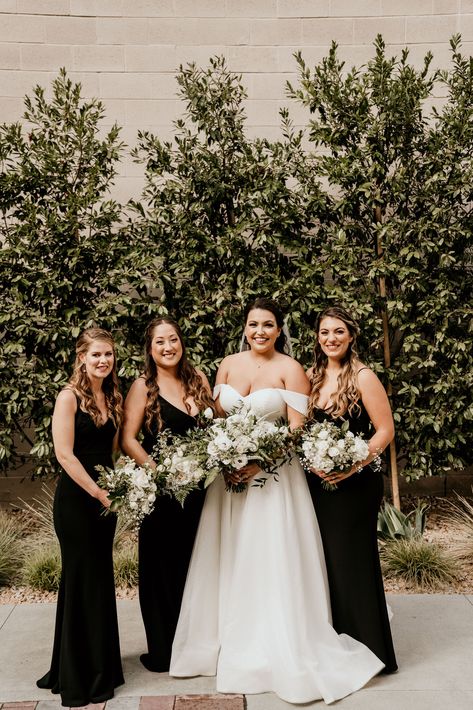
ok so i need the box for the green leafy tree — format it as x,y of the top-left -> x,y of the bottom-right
0,70 -> 158,476
288,35 -> 473,479
131,56 -> 327,371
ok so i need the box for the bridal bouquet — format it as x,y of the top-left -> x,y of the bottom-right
300,420 -> 374,491
205,402 -> 293,493
96,456 -> 162,529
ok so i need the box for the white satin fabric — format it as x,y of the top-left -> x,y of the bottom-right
170,385 -> 384,704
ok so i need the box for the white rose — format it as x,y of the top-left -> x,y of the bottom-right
133,469 -> 149,488
203,407 -> 214,420
214,434 -> 233,451
317,441 -> 330,455
234,454 -> 249,469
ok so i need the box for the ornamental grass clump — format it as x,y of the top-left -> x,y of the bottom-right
0,510 -> 23,586
447,493 -> 473,559
380,537 -> 458,591
22,541 -> 61,592
113,540 -> 138,588
19,485 -> 56,540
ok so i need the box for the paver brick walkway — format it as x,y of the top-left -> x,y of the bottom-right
0,696 -> 245,710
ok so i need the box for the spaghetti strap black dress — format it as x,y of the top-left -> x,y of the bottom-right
305,401 -> 398,674
37,402 -> 124,707
138,395 -> 205,672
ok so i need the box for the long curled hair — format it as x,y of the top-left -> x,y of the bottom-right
243,297 -> 289,355
143,316 -> 215,433
68,328 -> 123,428
307,306 -> 362,420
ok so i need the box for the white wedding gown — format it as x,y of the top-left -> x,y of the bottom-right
170,385 -> 384,704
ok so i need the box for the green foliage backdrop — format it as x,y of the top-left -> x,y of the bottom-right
1,39 -> 471,480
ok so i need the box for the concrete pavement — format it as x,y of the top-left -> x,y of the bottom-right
1,595 -> 473,709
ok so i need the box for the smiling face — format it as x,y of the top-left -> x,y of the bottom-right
80,339 -> 115,381
317,316 -> 353,361
244,308 -> 282,355
150,322 -> 183,369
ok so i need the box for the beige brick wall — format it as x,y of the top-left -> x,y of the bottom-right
0,0 -> 471,200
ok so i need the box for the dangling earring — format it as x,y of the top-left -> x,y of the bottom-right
81,364 -> 86,372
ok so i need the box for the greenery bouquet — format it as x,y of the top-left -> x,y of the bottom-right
96,456 -> 162,529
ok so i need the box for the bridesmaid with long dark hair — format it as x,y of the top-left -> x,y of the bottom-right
121,316 -> 214,673
37,328 -> 124,706
305,305 -> 398,673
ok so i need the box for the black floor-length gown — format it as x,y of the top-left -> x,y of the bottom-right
37,403 -> 124,707
138,395 -> 205,672
305,401 -> 398,673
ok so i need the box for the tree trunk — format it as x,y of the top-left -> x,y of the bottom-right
375,206 -> 400,509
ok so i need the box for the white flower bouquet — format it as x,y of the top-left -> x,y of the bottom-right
205,402 -> 293,493
96,456 -> 162,528
300,419 -> 374,491
150,408 -> 216,505
153,430 -> 211,506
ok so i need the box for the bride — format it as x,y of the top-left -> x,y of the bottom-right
170,297 -> 384,704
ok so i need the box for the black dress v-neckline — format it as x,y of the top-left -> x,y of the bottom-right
158,394 -> 197,420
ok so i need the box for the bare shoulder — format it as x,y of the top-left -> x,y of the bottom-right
216,352 -> 243,377
281,354 -> 306,376
281,355 -> 311,394
220,353 -> 243,367
56,388 -> 77,408
357,363 -> 386,396
357,363 -> 379,383
126,376 -> 148,402
53,388 -> 77,422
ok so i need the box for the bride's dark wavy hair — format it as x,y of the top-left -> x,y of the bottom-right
307,305 -> 362,420
243,297 -> 289,355
143,316 -> 216,433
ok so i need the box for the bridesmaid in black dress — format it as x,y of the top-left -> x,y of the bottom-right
305,306 -> 398,674
37,328 -> 124,706
121,316 -> 214,672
